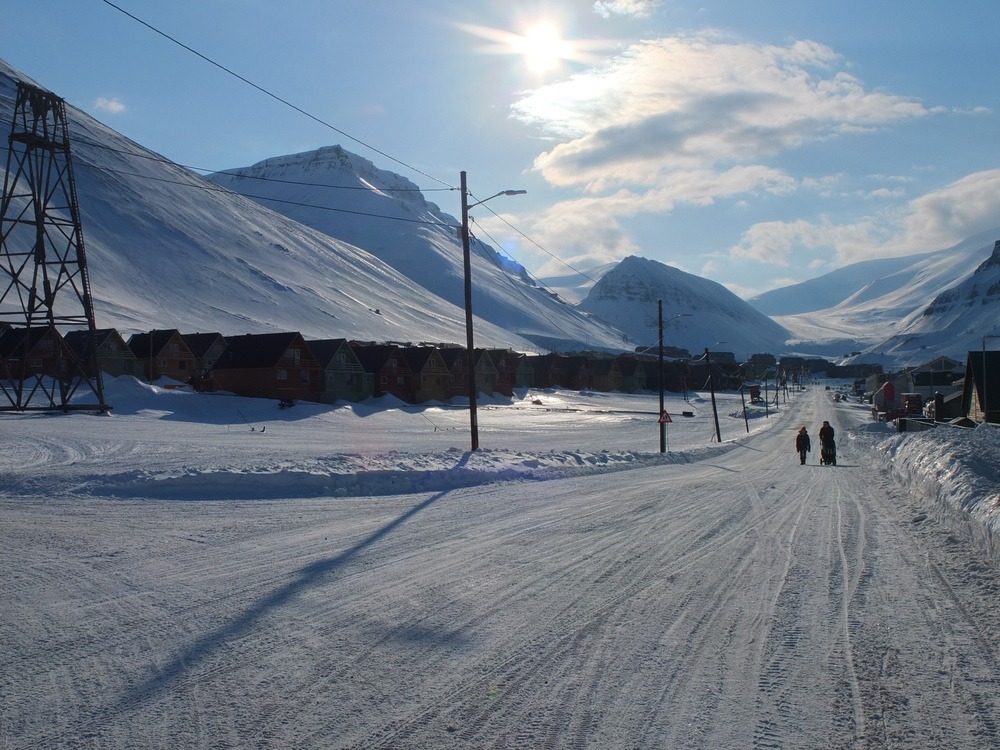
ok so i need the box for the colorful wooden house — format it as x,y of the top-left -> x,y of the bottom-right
351,343 -> 415,402
588,358 -> 622,392
64,328 -> 140,378
473,349 -> 499,397
211,331 -> 322,402
439,347 -> 471,399
308,338 -> 372,403
486,349 -> 520,397
562,356 -> 593,391
616,356 -> 646,393
127,329 -> 198,383
182,333 -> 228,373
0,326 -> 71,381
401,347 -> 450,403
527,354 -> 566,389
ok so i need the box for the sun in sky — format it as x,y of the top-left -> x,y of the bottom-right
458,19 -> 607,76
514,22 -> 570,73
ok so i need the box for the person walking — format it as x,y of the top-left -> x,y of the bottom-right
795,426 -> 811,465
819,420 -> 836,465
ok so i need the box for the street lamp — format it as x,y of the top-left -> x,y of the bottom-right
657,303 -> 691,453
705,341 -> 726,444
460,171 -> 526,451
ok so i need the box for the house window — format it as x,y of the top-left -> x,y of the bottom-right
179,361 -> 187,370
336,353 -> 346,365
300,370 -> 310,384
286,348 -> 301,361
158,358 -> 168,368
277,369 -> 288,381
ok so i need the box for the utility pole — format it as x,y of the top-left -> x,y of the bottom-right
706,347 -> 722,443
658,300 -> 665,453
459,172 -> 525,451
459,171 -> 478,451
0,82 -> 108,412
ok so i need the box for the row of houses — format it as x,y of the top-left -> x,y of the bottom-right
865,353 -> 999,425
0,326 -> 697,405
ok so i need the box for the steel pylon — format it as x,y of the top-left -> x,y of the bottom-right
0,81 -> 109,412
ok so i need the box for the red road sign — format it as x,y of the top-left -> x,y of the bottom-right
658,410 -> 672,424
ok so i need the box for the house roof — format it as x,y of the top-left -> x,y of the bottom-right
437,347 -> 466,369
0,326 -> 62,356
213,332 -> 306,370
617,358 -> 643,377
912,355 -> 963,373
127,329 -> 183,359
588,359 -> 617,376
181,332 -> 226,359
351,344 -> 407,374
400,347 -> 442,372
306,338 -> 350,367
64,328 -> 122,356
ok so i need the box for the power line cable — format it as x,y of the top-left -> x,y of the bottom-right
479,201 -> 601,286
99,0 -> 455,190
0,141 -> 459,229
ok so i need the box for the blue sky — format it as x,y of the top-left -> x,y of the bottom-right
4,0 -> 1000,298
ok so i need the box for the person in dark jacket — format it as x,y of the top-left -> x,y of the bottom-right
819,420 -> 836,465
795,426 -> 811,465
819,420 -> 834,447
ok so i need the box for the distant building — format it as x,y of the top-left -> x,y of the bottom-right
962,350 -> 1000,424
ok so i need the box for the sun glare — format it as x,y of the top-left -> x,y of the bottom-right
458,19 -> 609,75
516,22 -> 566,73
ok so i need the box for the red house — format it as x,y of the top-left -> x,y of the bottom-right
211,332 -> 321,402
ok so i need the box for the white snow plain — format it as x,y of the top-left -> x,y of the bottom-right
3,378 -> 1000,749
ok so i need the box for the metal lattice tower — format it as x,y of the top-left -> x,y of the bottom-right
0,81 -> 108,412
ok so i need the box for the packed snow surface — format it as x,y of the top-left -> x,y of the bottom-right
3,378 -> 1000,749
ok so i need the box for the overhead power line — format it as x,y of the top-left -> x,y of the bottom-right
95,2 -> 601,291
99,0 -> 454,190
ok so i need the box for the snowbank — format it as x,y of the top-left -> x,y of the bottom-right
856,421 -> 1000,557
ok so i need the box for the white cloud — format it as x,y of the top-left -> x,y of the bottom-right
487,164 -> 795,274
512,33 -> 930,193
94,97 -> 126,115
729,169 -> 1000,267
593,0 -> 661,18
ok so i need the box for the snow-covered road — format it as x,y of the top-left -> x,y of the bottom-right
3,383 -> 1000,749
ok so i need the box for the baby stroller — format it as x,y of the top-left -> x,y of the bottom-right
819,439 -> 836,466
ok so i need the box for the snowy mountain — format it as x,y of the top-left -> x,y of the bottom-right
749,229 -> 999,362
866,238 -> 1000,363
0,59 -> 621,352
577,256 -> 792,358
536,262 -> 619,305
206,148 -> 626,353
